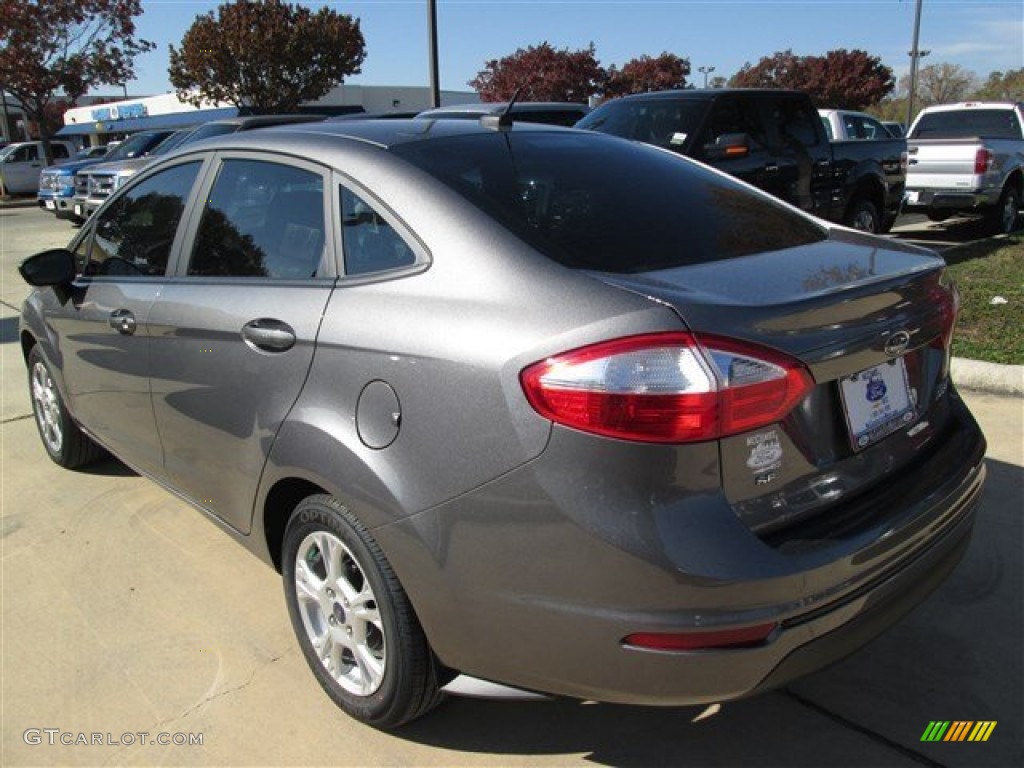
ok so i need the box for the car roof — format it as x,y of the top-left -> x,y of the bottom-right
417,102 -> 589,117
200,114 -> 326,130
177,117 -> 572,153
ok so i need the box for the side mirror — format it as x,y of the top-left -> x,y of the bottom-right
19,249 -> 77,287
703,132 -> 750,160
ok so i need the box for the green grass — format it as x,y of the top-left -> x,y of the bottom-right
943,233 -> 1024,365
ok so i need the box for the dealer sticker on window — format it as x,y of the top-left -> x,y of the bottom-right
840,359 -> 916,451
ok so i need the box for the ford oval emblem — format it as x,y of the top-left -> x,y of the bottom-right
884,330 -> 911,358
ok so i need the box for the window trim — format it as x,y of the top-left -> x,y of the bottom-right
69,154 -> 213,283
173,150 -> 338,282
331,169 -> 431,282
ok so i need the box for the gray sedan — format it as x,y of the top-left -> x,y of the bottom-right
17,119 -> 986,728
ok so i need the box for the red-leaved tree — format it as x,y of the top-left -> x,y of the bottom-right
469,42 -> 606,103
730,48 -> 893,110
0,0 -> 153,163
606,53 -> 690,97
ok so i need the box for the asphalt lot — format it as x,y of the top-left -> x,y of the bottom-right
1,207 -> 1022,767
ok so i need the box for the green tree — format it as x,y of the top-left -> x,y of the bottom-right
0,0 -> 153,164
901,62 -> 977,107
973,69 -> 1024,101
469,42 -> 606,102
168,0 -> 365,114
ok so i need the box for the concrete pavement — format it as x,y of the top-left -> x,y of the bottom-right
2,207 -> 1022,767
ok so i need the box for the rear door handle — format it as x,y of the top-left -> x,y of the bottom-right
241,318 -> 295,352
109,309 -> 136,335
764,164 -> 779,172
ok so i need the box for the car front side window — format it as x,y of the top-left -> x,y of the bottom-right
82,161 -> 202,277
188,159 -> 327,279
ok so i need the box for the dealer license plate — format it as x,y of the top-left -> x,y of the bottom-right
74,204 -> 82,217
905,190 -> 919,205
44,200 -> 55,210
840,358 -> 916,451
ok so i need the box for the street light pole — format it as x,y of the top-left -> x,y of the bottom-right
698,65 -> 716,88
906,0 -> 926,128
427,0 -> 441,108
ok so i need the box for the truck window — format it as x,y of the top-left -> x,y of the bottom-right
911,109 -> 1023,140
701,98 -> 767,150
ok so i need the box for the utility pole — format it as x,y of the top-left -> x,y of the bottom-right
0,90 -> 10,143
698,66 -> 716,89
906,0 -> 927,128
427,0 -> 440,108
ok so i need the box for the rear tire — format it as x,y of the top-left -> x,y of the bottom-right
282,495 -> 444,728
985,184 -> 1020,235
845,198 -> 880,234
27,346 -> 105,469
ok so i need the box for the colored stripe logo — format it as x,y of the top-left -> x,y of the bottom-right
921,721 -> 996,742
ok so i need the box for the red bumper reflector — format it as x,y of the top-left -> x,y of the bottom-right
624,623 -> 778,651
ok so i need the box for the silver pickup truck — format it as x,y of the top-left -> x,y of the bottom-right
904,101 -> 1023,234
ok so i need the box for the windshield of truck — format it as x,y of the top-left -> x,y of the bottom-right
393,130 -> 827,274
576,98 -> 708,151
102,132 -> 170,162
911,109 -> 1022,140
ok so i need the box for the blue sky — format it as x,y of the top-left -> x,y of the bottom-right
124,0 -> 1024,97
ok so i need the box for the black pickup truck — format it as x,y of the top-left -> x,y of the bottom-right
577,89 -> 907,233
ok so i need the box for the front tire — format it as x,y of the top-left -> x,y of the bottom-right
282,495 -> 444,728
27,346 -> 104,468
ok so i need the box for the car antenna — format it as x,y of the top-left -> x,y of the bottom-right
481,83 -> 527,131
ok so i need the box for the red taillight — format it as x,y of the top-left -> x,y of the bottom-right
974,148 -> 993,174
929,282 -> 960,352
520,333 -> 814,444
624,622 -> 778,651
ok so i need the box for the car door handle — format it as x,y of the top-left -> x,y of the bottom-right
109,309 -> 136,335
241,319 -> 295,352
764,164 -> 779,172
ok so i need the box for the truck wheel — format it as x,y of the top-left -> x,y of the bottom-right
985,185 -> 1020,235
926,211 -> 954,223
845,199 -> 880,234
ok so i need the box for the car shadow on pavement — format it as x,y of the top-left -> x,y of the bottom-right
76,453 -> 137,477
397,458 -> 1022,768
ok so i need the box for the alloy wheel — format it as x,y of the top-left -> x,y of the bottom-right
31,361 -> 63,454
293,530 -> 386,696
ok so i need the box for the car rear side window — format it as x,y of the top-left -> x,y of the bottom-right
392,132 -> 827,273
188,159 -> 326,279
82,161 -> 202,277
340,186 -> 417,276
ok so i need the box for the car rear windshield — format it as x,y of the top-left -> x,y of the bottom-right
391,131 -> 827,273
911,109 -> 1023,140
576,98 -> 708,150
104,132 -> 172,161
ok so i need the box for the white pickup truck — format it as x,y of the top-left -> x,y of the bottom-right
904,101 -> 1023,234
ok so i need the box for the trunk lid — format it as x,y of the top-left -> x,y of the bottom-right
594,228 -> 957,535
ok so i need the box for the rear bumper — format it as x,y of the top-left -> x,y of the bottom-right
375,392 -> 986,704
904,187 -> 998,211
